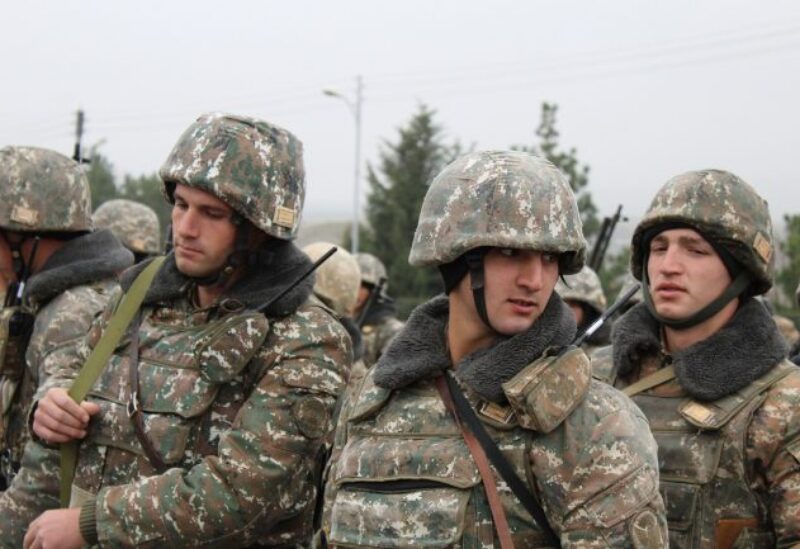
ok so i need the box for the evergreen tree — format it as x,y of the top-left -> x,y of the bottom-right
599,248 -> 632,301
514,102 -> 600,238
777,213 -> 800,313
86,153 -> 119,208
356,105 -> 461,316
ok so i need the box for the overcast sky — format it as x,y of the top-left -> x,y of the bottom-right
2,1 -> 799,236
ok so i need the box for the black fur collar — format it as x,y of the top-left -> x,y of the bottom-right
120,241 -> 314,318
612,299 -> 788,401
25,230 -> 134,307
373,292 -> 577,403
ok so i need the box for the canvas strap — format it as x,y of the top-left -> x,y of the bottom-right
59,256 -> 165,507
622,365 -> 676,397
436,375 -> 515,549
440,372 -> 561,547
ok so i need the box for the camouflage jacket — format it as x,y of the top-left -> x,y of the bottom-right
592,300 -> 800,548
0,247 -> 352,548
360,300 -> 404,369
0,230 -> 132,486
323,295 -> 667,548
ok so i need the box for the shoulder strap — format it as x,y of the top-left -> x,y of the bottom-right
59,256 -> 165,507
442,372 -> 561,548
623,365 -> 676,397
436,376 -> 514,549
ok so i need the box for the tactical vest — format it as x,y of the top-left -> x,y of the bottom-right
326,371 -> 553,548
70,303 -> 269,518
625,361 -> 794,548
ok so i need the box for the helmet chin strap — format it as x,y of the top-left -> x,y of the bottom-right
641,254 -> 752,331
464,249 -> 496,332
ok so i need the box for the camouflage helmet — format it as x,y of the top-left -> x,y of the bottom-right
355,252 -> 388,289
303,242 -> 361,316
555,265 -> 607,315
92,199 -> 161,255
409,150 -> 586,273
0,146 -> 92,232
631,170 -> 774,295
159,112 -> 305,240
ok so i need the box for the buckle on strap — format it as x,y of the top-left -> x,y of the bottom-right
126,391 -> 140,418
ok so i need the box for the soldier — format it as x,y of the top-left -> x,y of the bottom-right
322,151 -> 667,547
92,198 -> 162,263
302,241 -> 364,371
1,113 -> 351,548
593,170 -> 800,547
554,265 -> 609,354
353,253 -> 404,368
0,147 -> 133,490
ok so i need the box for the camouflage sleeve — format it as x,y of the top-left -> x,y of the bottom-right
0,440 -> 61,546
533,383 -> 668,548
747,367 -> 800,546
92,304 -> 352,547
32,282 -> 120,399
26,281 -> 116,392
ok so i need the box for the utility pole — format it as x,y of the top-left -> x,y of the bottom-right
73,109 -> 87,164
323,76 -> 364,254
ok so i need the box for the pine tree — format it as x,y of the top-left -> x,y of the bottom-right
355,105 -> 461,316
85,153 -> 119,208
514,102 -> 600,238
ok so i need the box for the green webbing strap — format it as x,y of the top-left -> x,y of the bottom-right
623,365 -> 676,397
59,256 -> 165,507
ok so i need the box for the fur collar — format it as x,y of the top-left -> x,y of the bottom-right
612,299 -> 788,401
373,292 -> 577,402
120,241 -> 314,318
25,230 -> 134,307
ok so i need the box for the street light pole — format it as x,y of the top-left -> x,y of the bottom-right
323,75 -> 363,254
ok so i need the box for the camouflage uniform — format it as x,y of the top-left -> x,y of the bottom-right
555,265 -> 609,354
355,253 -> 404,370
303,242 -> 366,380
0,114 -> 351,547
593,170 -> 800,547
322,151 -> 667,547
0,147 -> 133,489
92,198 -> 162,260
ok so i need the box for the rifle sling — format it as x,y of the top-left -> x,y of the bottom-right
436,376 -> 514,549
622,365 -> 676,397
59,256 -> 166,508
443,372 -> 561,548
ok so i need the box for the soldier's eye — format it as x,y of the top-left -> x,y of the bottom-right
498,248 -> 517,257
542,253 -> 558,264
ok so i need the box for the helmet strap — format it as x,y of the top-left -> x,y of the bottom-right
464,249 -> 494,330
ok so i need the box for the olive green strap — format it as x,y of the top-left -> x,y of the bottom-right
59,256 -> 165,507
623,365 -> 676,397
